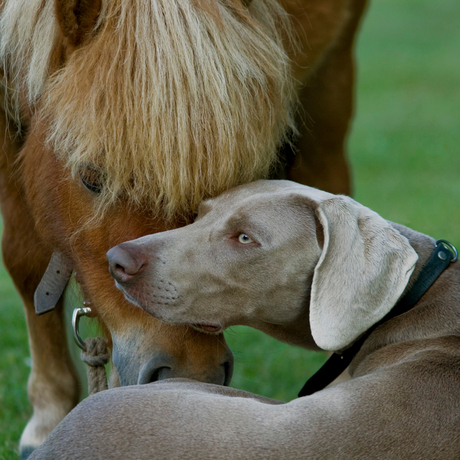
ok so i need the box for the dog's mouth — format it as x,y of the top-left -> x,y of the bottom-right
191,323 -> 223,334
118,286 -> 142,308
116,282 -> 223,334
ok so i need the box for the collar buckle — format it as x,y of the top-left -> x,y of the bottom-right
436,239 -> 458,262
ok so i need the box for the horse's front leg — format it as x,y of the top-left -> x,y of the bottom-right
0,115 -> 81,458
20,303 -> 80,459
1,210 -> 81,459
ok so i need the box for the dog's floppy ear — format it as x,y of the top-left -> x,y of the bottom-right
310,195 -> 418,351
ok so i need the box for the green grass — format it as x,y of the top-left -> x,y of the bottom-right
0,259 -> 30,459
349,0 -> 460,242
1,0 -> 460,457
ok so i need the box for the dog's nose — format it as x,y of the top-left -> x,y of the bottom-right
107,244 -> 147,283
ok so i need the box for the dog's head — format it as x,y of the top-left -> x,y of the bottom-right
107,180 -> 418,351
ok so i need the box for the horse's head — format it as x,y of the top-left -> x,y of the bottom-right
16,117 -> 233,386
1,0 -> 295,386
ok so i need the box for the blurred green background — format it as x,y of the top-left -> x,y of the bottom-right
1,0 -> 459,457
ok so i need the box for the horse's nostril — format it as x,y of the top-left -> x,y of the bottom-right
138,365 -> 172,384
222,359 -> 234,387
148,366 -> 172,383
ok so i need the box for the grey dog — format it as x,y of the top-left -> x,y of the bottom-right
32,180 -> 460,459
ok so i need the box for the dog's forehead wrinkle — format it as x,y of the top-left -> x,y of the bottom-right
220,212 -> 272,246
225,212 -> 251,232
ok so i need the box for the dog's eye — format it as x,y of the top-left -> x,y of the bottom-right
238,233 -> 253,244
79,165 -> 104,194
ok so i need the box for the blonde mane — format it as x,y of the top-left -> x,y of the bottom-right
0,0 -> 297,220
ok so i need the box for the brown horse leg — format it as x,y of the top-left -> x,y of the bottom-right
1,211 -> 80,459
0,114 -> 80,457
286,0 -> 368,195
19,302 -> 80,458
287,55 -> 353,195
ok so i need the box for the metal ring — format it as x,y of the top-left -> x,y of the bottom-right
436,239 -> 458,262
72,307 -> 92,351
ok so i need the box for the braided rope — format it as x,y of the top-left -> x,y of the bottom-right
80,337 -> 109,395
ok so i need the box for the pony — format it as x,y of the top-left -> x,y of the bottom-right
0,0 -> 367,457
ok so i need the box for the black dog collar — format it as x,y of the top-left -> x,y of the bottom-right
298,239 -> 458,398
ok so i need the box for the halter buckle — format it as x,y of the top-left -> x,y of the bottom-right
72,307 -> 93,351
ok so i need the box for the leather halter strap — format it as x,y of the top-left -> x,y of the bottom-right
34,251 -> 73,315
298,239 -> 458,398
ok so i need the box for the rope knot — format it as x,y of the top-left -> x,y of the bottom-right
80,337 -> 109,394
81,337 -> 110,367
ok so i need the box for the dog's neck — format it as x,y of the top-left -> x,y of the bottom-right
254,302 -> 320,350
349,223 -> 459,375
